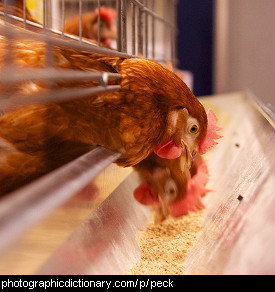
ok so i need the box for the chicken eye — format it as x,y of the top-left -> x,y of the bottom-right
169,188 -> 175,194
189,124 -> 199,134
165,178 -> 177,198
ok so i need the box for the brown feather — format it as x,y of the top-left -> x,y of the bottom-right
64,7 -> 117,47
0,33 -> 207,195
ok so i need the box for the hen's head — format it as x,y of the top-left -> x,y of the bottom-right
119,58 -> 221,167
133,155 -> 208,221
149,167 -> 179,204
94,6 -> 117,47
154,105 -> 207,168
154,107 -> 222,168
64,6 -> 117,47
134,166 -> 180,219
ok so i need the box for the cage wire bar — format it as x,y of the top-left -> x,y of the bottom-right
0,0 -> 178,61
0,0 -> 178,257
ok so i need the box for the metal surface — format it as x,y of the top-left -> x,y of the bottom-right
184,92 -> 275,275
0,68 -> 120,84
0,0 -> 177,60
0,147 -> 120,256
0,84 -> 121,112
0,20 -> 133,57
36,171 -> 151,275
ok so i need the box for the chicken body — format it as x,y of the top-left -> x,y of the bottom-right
64,6 -> 117,47
0,35 -> 207,195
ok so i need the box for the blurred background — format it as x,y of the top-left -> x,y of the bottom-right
177,0 -> 275,110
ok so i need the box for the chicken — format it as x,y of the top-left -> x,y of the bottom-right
0,31 -> 208,195
134,153 -> 190,222
0,2 -> 116,47
134,153 -> 189,203
64,6 -> 117,47
133,109 -> 222,222
134,154 -> 211,222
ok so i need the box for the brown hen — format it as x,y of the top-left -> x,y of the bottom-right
0,30 -> 207,195
64,6 -> 117,47
133,108 -> 222,222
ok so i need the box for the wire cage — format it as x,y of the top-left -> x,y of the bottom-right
0,0 -> 178,274
0,0 -> 177,109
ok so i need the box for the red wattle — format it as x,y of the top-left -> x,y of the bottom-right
153,139 -> 182,159
133,183 -> 159,205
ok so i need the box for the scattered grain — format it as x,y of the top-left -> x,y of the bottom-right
126,209 -> 205,275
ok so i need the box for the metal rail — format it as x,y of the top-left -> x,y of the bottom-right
0,147 -> 120,255
0,68 -> 121,84
0,85 -> 121,112
0,17 -> 135,58
129,0 -> 176,29
0,24 -> 123,111
1,0 -> 177,62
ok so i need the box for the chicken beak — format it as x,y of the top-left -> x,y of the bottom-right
153,194 -> 170,223
180,140 -> 199,170
180,139 -> 193,170
191,156 -> 195,167
158,194 -> 170,218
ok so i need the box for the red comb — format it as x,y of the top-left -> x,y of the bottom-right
95,6 -> 116,28
198,109 -> 222,155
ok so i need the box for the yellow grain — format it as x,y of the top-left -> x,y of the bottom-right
126,210 -> 205,275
